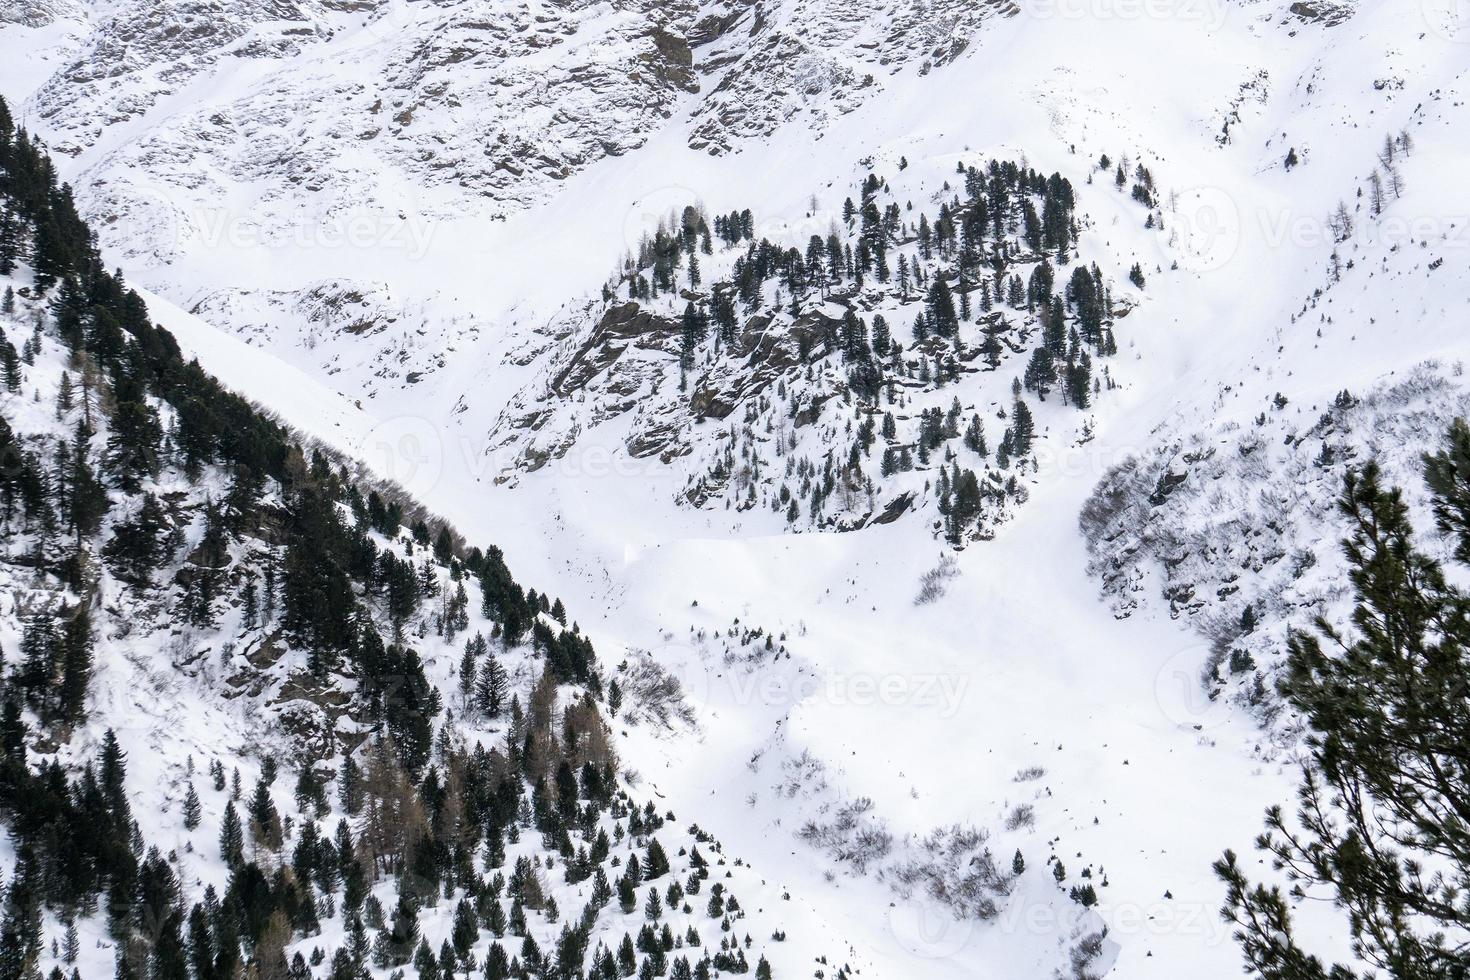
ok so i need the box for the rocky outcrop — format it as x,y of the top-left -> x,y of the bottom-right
552,302 -> 682,397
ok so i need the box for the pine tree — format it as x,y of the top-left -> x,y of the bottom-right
182,783 -> 202,831
680,302 -> 703,374
476,656 -> 508,718
458,641 -> 477,709
65,420 -> 108,541
617,875 -> 637,915
451,898 -> 477,960
248,775 -> 283,850
618,934 -> 637,977
485,894 -> 507,935
17,612 -> 57,709
99,728 -> 130,826
55,372 -> 73,418
219,802 -> 244,867
1218,422 -> 1470,980
950,470 -> 982,541
644,839 -> 671,880
926,278 -> 958,338
0,855 -> 42,980
338,755 -> 361,815
1023,345 -> 1055,399
1011,398 -> 1035,457
102,401 -> 162,492
57,608 -> 92,723
980,321 -> 1001,369
0,337 -> 18,392
386,892 -> 420,966
103,492 -> 171,587
484,943 -> 511,980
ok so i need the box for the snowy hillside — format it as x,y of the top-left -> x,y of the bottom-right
2,0 -> 1470,977
489,153 -> 1152,541
0,129 -> 862,980
1083,362 -> 1470,739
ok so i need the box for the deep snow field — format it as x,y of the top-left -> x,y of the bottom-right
3,0 -> 1469,975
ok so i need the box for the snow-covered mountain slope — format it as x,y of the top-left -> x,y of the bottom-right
1,0 -> 1015,272
0,229 -> 861,980
486,153 -> 1150,542
4,0 -> 1470,977
1082,362 -> 1470,739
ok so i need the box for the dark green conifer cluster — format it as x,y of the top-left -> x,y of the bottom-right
616,158 -> 1134,542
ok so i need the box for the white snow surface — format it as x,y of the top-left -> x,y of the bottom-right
6,0 -> 1470,976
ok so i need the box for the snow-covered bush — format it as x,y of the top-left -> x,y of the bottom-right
914,553 -> 960,605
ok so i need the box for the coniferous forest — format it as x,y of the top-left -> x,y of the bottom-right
0,97 -> 795,980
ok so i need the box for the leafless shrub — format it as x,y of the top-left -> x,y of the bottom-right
619,653 -> 696,729
1004,804 -> 1035,831
797,796 -> 894,873
914,554 -> 959,605
1078,453 -> 1147,546
888,824 -> 1013,920
1065,929 -> 1110,980
1013,765 -> 1046,782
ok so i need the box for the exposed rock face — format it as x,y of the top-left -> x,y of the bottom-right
1288,0 -> 1356,26
552,302 -> 683,398
687,0 -> 1019,155
26,0 -> 707,275
0,0 -> 82,27
8,0 -> 1056,429
17,0 -> 1022,266
186,278 -> 474,400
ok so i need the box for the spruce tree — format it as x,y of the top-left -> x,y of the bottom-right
386,892 -> 420,966
182,783 -> 202,831
644,839 -> 671,880
484,943 -> 510,980
926,278 -> 958,338
57,608 -> 92,723
1011,398 -> 1035,457
476,656 -> 508,718
219,802 -> 244,867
